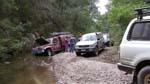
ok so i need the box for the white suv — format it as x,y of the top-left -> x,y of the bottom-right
118,10 -> 150,84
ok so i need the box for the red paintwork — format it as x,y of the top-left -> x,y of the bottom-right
41,34 -> 72,53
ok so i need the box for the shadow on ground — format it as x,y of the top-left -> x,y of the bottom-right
78,49 -> 107,58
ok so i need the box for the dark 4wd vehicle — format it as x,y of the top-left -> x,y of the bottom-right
32,32 -> 73,56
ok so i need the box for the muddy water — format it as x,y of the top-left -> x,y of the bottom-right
0,54 -> 56,84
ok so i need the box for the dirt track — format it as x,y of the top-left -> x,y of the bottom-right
51,47 -> 133,84
78,47 -> 119,64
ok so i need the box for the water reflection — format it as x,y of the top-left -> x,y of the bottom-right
0,54 -> 55,84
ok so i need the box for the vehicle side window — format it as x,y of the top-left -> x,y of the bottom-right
128,22 -> 150,41
96,35 -> 99,40
99,35 -> 101,40
97,34 -> 101,40
47,38 -> 51,43
53,38 -> 58,43
100,35 -> 103,40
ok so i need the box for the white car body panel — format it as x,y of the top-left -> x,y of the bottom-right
76,41 -> 97,46
120,16 -> 150,67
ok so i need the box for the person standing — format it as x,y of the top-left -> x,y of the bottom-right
69,36 -> 76,53
64,37 -> 69,52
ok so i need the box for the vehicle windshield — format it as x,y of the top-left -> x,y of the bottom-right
46,38 -> 52,44
81,34 -> 97,41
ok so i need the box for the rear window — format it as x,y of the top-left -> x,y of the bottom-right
128,21 -> 150,41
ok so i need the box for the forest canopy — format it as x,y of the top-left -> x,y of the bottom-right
0,0 -> 147,58
96,0 -> 146,45
0,0 -> 98,57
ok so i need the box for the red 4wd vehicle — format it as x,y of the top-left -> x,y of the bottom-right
32,32 -> 73,56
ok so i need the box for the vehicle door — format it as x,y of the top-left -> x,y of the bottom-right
100,34 -> 104,48
96,34 -> 102,49
99,34 -> 104,48
121,21 -> 150,61
52,37 -> 61,51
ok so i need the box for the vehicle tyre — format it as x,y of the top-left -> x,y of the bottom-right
137,66 -> 150,84
110,41 -> 114,46
45,49 -> 53,56
107,42 -> 110,47
93,47 -> 99,56
111,43 -> 114,46
76,52 -> 81,56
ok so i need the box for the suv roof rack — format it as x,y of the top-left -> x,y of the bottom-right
135,7 -> 150,19
145,0 -> 150,4
51,32 -> 71,36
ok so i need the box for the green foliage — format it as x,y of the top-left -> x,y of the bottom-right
98,0 -> 145,45
0,0 -> 98,57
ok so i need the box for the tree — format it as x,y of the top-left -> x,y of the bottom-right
99,0 -> 145,45
0,0 -> 99,57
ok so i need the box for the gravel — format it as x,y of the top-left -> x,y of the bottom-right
86,47 -> 120,64
51,51 -> 133,84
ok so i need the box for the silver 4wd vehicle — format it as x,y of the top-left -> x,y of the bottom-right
75,32 -> 104,56
118,8 -> 150,84
103,33 -> 114,46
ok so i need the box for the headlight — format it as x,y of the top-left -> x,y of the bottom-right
37,47 -> 44,52
37,47 -> 42,50
89,45 -> 95,48
75,45 -> 79,49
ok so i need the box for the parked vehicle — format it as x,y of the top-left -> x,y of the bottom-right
117,8 -> 150,84
75,32 -> 105,56
32,32 -> 73,56
103,33 -> 114,46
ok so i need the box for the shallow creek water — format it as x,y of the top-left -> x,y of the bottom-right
0,54 -> 55,84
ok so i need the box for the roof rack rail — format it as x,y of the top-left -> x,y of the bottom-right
51,32 -> 71,36
135,7 -> 150,19
145,0 -> 150,4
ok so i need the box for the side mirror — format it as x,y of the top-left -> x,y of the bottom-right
145,0 -> 150,3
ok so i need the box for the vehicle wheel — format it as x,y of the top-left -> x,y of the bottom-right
46,49 -> 53,56
110,41 -> 114,46
76,52 -> 81,56
137,66 -> 150,84
94,47 -> 99,56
